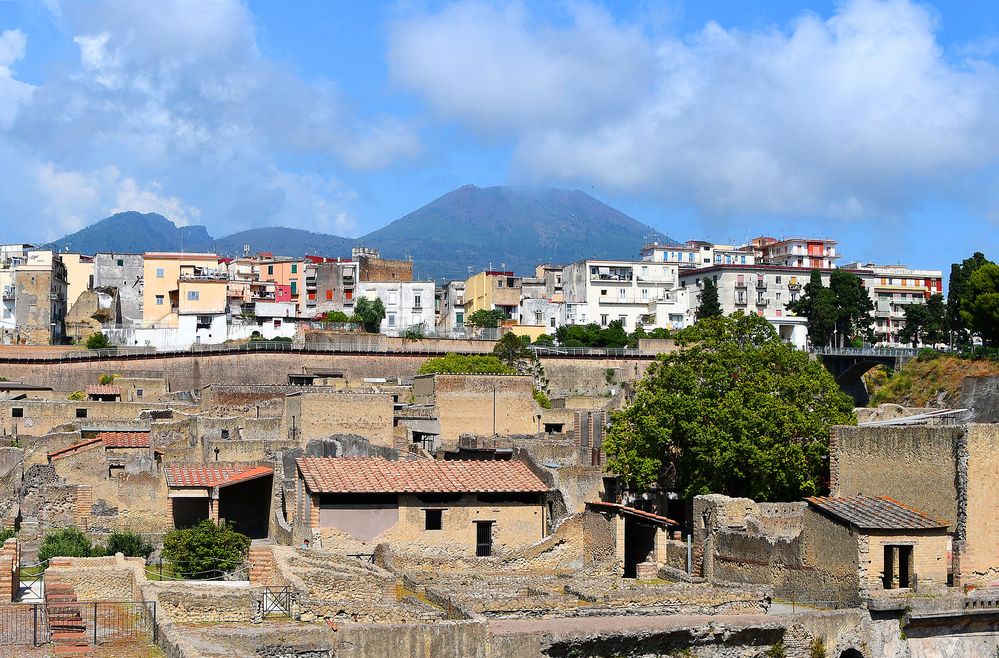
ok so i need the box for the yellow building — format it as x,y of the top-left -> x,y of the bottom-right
142,253 -> 223,328
463,270 -> 522,321
60,254 -> 94,309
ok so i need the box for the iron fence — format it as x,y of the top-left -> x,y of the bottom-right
0,601 -> 155,646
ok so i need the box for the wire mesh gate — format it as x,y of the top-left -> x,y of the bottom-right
0,601 -> 156,646
263,587 -> 292,618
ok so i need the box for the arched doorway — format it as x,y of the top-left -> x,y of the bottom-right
840,649 -> 864,658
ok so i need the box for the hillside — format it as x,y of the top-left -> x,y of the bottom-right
360,185 -> 674,279
50,212 -> 214,254
212,227 -> 355,259
866,355 -> 999,407
49,185 -> 676,279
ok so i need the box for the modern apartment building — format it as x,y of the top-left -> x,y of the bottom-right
641,240 -> 755,269
464,270 -> 522,323
14,250 -> 68,345
844,262 -> 945,346
679,265 -> 817,347
754,237 -> 840,269
562,259 -> 687,331
141,253 -> 225,335
437,280 -> 466,332
313,259 -> 359,316
356,280 -> 435,335
0,244 -> 34,341
519,273 -> 562,336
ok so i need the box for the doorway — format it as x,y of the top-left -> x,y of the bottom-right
623,516 -> 657,578
475,521 -> 494,557
172,497 -> 209,529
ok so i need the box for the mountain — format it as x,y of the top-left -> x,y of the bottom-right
360,185 -> 674,280
212,227 -> 355,259
50,211 -> 214,254
49,185 -> 676,280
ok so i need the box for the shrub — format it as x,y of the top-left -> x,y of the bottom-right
402,326 -> 426,341
533,334 -> 555,346
0,528 -> 14,544
103,531 -> 153,559
67,390 -> 85,400
417,353 -> 516,375
98,373 -> 118,385
532,387 -> 552,409
38,527 -> 94,563
810,638 -> 826,658
85,332 -> 111,350
319,310 -> 351,324
161,520 -> 250,577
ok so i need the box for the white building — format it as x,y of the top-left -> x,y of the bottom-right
0,244 -> 33,341
437,280 -> 466,332
357,281 -> 435,336
844,262 -> 945,346
562,259 -> 688,331
641,240 -> 755,269
754,237 -> 840,270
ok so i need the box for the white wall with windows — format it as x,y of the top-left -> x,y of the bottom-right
357,281 -> 435,336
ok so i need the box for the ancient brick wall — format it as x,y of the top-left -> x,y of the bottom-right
46,554 -> 144,600
427,374 -> 537,442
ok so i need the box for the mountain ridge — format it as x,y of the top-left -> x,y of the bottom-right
49,185 -> 676,280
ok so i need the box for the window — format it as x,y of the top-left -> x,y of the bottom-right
387,313 -> 396,327
135,389 -> 143,398
290,281 -> 298,295
600,289 -> 607,296
291,264 -> 298,274
476,521 -> 493,557
388,291 -> 398,305
76,408 -> 87,419
116,259 -> 124,267
641,288 -> 649,301
155,295 -> 164,306
267,265 -> 274,275
618,288 -> 626,300
775,276 -> 782,284
326,289 -> 333,300
619,315 -> 627,327
550,317 -> 556,328
414,294 -> 422,308
600,314 -> 608,326
345,290 -> 352,300
221,429 -> 229,440
187,291 -> 199,301
11,408 -> 23,418
456,312 -> 464,326
274,319 -> 282,328
155,268 -> 165,279
424,509 -> 443,531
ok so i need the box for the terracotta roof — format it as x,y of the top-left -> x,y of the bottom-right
97,431 -> 151,449
296,457 -> 549,495
165,465 -> 273,488
586,501 -> 678,526
86,385 -> 120,396
806,496 -> 948,531
48,437 -> 103,461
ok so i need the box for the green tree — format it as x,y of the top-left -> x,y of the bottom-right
604,313 -> 855,501
899,294 -> 947,348
319,310 -> 352,324
465,308 -> 507,329
532,334 -> 555,346
961,263 -> 999,347
161,520 -> 250,576
787,270 -> 837,347
697,279 -> 722,319
353,297 -> 386,333
85,332 -> 111,350
103,531 -> 153,559
493,332 -> 532,369
829,270 -> 874,346
38,527 -> 94,562
949,252 -> 993,343
417,353 -> 516,375
0,528 -> 14,544
555,321 -> 630,348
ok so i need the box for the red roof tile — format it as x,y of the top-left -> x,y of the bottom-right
296,457 -> 549,495
86,385 -> 121,396
806,496 -> 948,531
165,465 -> 273,488
97,431 -> 151,449
586,501 -> 678,526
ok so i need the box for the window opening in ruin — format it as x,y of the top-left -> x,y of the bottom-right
425,509 -> 443,531
136,389 -> 143,398
11,408 -> 22,418
476,521 -> 494,557
76,408 -> 87,418
882,545 -> 913,589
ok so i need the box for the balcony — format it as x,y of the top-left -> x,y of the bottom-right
788,283 -> 802,291
734,295 -> 748,305
755,297 -> 768,306
2,286 -> 13,300
755,280 -> 767,289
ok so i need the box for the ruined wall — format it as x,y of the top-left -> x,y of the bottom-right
427,374 -> 537,442
0,399 -> 172,437
860,531 -> 950,598
14,267 -> 57,345
962,424 -> 999,585
830,424 -> 962,531
46,554 -> 144,600
116,377 -> 170,402
542,358 -> 651,396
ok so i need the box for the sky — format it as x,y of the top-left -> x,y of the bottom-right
1,0 -> 998,275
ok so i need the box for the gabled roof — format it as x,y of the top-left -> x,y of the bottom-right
48,437 -> 103,461
296,457 -> 548,495
97,431 -> 150,449
165,465 -> 273,488
806,496 -> 948,531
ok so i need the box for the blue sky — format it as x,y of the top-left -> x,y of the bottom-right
0,1 -> 998,275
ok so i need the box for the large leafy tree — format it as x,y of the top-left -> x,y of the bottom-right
353,297 -> 386,333
555,320 -> 629,348
961,264 -> 999,346
829,270 -> 874,346
948,252 -> 992,342
697,279 -> 722,319
492,332 -> 532,369
899,293 -> 947,348
604,313 -> 855,502
787,270 -> 837,347
465,308 -> 508,329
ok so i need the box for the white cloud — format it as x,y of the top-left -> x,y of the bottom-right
390,0 -> 999,219
0,29 -> 34,128
0,0 -> 420,241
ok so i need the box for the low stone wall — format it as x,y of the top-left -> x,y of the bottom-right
145,582 -> 260,625
46,553 -> 145,600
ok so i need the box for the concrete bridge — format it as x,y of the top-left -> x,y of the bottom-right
811,346 -> 916,405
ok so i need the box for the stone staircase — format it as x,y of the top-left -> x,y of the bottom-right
45,575 -> 92,657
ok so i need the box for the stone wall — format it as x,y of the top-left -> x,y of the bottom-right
284,391 -> 395,447
962,424 -> 999,585
0,399 -> 175,437
46,554 -> 145,600
422,374 -> 537,442
147,582 -> 260,624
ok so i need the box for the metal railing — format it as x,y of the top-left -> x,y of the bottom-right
0,601 -> 156,646
811,346 -> 917,357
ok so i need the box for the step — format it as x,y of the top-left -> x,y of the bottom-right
52,647 -> 93,656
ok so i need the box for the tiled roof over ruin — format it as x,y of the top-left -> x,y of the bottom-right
165,465 -> 273,488
97,431 -> 151,448
806,496 -> 948,531
585,501 -> 678,526
296,457 -> 549,495
48,437 -> 103,461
